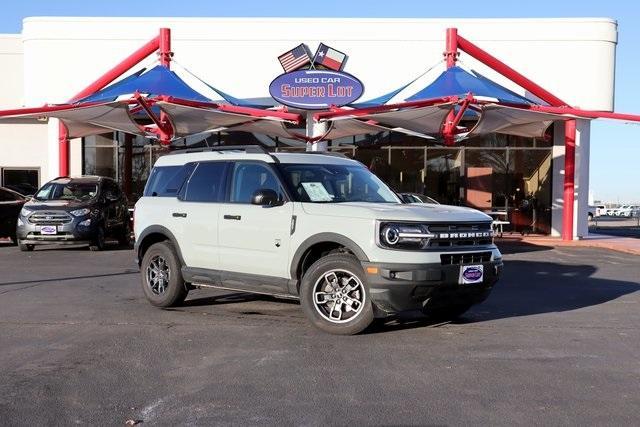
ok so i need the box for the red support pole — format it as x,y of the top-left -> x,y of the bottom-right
58,122 -> 70,176
159,28 -> 172,68
444,28 -> 458,68
562,120 -> 577,240
158,28 -> 173,145
455,30 -> 578,240
443,28 -> 459,145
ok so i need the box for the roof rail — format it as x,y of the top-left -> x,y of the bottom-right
275,151 -> 349,159
168,145 -> 271,155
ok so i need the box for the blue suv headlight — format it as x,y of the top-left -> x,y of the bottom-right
70,208 -> 91,217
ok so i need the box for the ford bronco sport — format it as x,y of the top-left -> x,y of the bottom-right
134,146 -> 503,335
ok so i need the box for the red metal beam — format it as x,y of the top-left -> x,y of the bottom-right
55,29 -> 167,176
456,34 -> 567,107
159,96 -> 302,123
313,97 -> 455,121
133,93 -> 173,143
454,30 -> 574,239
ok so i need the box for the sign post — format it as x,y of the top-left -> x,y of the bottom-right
270,43 -> 362,151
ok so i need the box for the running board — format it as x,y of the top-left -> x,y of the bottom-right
191,282 -> 300,301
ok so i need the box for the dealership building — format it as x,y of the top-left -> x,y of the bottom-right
0,17 -> 620,239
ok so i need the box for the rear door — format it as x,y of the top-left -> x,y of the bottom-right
176,161 -> 230,269
217,161 -> 293,286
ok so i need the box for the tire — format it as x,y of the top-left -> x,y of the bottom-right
18,240 -> 34,252
117,221 -> 131,247
424,302 -> 473,321
299,253 -> 374,335
9,233 -> 18,246
89,226 -> 106,251
140,241 -> 188,307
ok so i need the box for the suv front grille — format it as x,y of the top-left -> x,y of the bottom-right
426,222 -> 493,248
28,211 -> 72,225
441,252 -> 492,265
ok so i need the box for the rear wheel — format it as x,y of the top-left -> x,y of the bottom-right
140,241 -> 188,307
300,253 -> 374,335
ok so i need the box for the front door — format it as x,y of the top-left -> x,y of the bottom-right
217,162 -> 293,286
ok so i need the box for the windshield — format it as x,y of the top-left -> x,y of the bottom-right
277,163 -> 400,203
35,182 -> 98,202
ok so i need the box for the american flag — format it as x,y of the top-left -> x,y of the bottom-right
278,44 -> 311,72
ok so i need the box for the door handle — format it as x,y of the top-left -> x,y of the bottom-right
172,212 -> 187,218
223,214 -> 241,220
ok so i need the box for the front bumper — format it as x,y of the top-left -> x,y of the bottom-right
16,216 -> 97,245
362,258 -> 503,315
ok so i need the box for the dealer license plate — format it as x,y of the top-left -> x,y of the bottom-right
459,264 -> 483,284
40,225 -> 57,235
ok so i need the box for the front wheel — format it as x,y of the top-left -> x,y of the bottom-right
140,241 -> 188,307
89,226 -> 106,251
18,240 -> 34,252
300,253 -> 374,335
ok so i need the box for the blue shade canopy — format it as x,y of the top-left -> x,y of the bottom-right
406,66 -> 537,105
79,65 -> 211,103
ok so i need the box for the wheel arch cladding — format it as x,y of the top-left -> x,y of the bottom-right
136,225 -> 185,266
290,233 -> 370,281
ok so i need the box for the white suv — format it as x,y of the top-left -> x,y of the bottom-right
134,146 -> 503,334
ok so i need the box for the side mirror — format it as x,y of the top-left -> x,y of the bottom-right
251,189 -> 281,206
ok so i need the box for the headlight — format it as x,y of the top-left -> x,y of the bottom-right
378,222 -> 435,249
70,208 -> 91,217
20,207 -> 32,217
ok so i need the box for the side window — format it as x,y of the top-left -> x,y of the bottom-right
103,181 -> 119,201
144,165 -> 195,197
183,162 -> 229,203
230,162 -> 284,203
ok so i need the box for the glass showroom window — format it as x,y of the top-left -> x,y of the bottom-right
1,168 -> 40,195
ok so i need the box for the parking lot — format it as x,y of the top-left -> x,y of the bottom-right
1,241 -> 639,425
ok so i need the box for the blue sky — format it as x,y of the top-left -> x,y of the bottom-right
1,0 -> 638,202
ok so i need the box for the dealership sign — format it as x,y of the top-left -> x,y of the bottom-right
269,70 -> 363,110
270,43 -> 364,110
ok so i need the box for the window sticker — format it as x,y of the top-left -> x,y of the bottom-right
301,182 -> 333,202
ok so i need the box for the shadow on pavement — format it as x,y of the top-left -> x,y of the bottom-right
457,259 -> 640,322
175,258 -> 639,334
495,240 -> 554,254
0,271 -> 138,287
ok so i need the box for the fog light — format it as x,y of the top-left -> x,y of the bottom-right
79,219 -> 91,226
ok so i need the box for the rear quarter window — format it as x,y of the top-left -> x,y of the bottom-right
144,164 -> 195,197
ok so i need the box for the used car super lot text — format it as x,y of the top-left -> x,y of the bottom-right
1,243 -> 639,424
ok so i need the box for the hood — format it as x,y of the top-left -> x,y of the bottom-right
24,199 -> 95,211
301,202 -> 492,222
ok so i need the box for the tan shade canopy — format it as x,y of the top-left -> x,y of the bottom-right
0,101 -> 145,138
468,104 -> 579,138
318,103 -> 454,136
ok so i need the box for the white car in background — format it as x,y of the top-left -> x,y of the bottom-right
617,205 -> 640,217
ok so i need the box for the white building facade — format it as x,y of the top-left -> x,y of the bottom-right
0,17 -> 618,238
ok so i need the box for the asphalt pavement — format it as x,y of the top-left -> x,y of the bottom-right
0,241 -> 639,426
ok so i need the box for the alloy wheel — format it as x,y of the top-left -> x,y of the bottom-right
312,269 -> 366,324
146,255 -> 171,295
